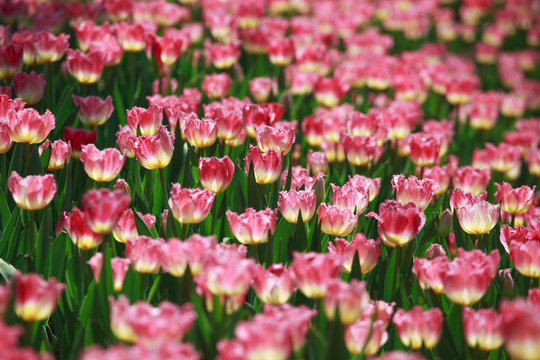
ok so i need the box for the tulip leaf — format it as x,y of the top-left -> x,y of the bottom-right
0,186 -> 11,229
0,258 -> 16,281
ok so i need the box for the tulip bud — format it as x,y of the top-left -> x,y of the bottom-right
499,268 -> 514,298
312,174 -> 326,205
111,257 -> 130,292
438,209 -> 452,238
87,252 -> 103,283
447,233 -> 458,257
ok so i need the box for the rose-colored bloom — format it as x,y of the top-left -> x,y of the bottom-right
243,103 -> 283,139
331,183 -> 370,215
116,125 -> 137,158
215,109 -> 244,141
327,234 -> 381,274
112,209 -> 155,244
252,263 -> 296,305
80,144 -> 125,183
125,236 -> 165,274
526,148 -> 540,177
132,125 -> 175,170
6,108 -> 55,144
202,73 -> 232,100
41,139 -> 71,171
462,307 -> 503,351
452,166 -> 491,196
495,182 -> 536,215
367,200 -> 426,248
81,188 -> 131,234
127,104 -> 163,136
183,116 -> 218,148
267,37 -> 293,66
8,172 -> 56,211
168,184 -> 215,225
34,32 -> 70,63
0,43 -> 23,79
184,234 -> 217,276
307,150 -> 328,175
407,133 -> 441,167
256,124 -> 296,155
500,299 -> 540,360
393,306 -> 443,350
73,95 -> 114,127
198,156 -> 235,194
249,77 -> 275,103
109,295 -> 196,347
314,77 -> 349,108
425,244 -> 446,259
421,165 -> 450,196
392,175 -> 439,210
290,251 -> 342,299
347,175 -> 381,202
500,225 -> 540,278
0,121 -> 14,153
87,252 -> 103,283
60,208 -> 102,250
245,144 -> 283,184
111,257 -> 131,292
151,34 -> 183,66
226,207 -> 277,245
412,256 -> 447,294
260,304 -> 316,351
207,41 -> 240,69
342,134 -> 377,167
12,71 -> 46,105
66,49 -> 104,84
454,194 -> 499,235
441,248 -> 500,306
159,238 -> 188,277
14,272 -> 65,322
345,319 -> 388,355
318,203 -> 359,237
324,279 -> 371,324
486,142 -> 522,173
63,127 -> 96,159
278,190 -> 316,223
115,22 -> 147,52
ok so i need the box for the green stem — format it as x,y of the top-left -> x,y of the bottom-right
253,244 -> 260,263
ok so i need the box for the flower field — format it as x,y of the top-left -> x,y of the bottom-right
0,0 -> 539,359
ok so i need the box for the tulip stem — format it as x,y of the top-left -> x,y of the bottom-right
253,244 -> 260,263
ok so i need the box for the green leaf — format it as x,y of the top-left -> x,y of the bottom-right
0,258 -> 16,281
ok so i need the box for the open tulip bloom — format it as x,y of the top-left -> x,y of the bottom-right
1,4 -> 540,360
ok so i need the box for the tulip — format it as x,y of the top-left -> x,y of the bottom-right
60,208 -> 103,250
12,71 -> 46,105
87,252 -> 103,283
455,196 -> 499,235
324,279 -> 371,324
201,73 -> 232,100
125,236 -> 165,274
0,121 -> 14,153
112,209 -> 155,244
0,43 -> 23,79
495,182 -> 536,215
331,183 -> 370,215
34,32 -> 70,63
307,150 -> 328,175
183,116 -> 218,148
126,104 -> 162,136
261,305 -> 316,351
81,188 -> 131,234
391,175 -> 439,210
425,244 -> 446,259
66,49 -> 104,84
131,125 -> 175,170
345,319 -> 388,355
80,145 -> 125,183
462,307 -> 503,351
63,127 -> 96,160
152,34 -> 183,67
115,22 -> 147,52
486,142 -> 522,173
347,175 -> 381,202
159,238 -> 188,277
255,124 -> 296,155
207,41 -> 241,69
41,139 -> 71,171
412,256 -> 448,294
393,306 -> 443,350
168,184 -> 215,225
111,257 -> 131,292
278,190 -> 316,223
14,272 -> 65,322
249,77 -> 275,103
318,203 -> 359,237
243,103 -> 283,139
226,207 -> 277,245
114,179 -> 131,198
314,77 -> 349,108
228,319 -> 292,360
407,133 -> 440,168
327,234 -> 381,274
244,144 -> 283,184
252,263 -> 296,305
267,37 -> 293,66
184,234 -> 217,276
500,225 -> 540,278
341,134 -> 377,167
8,172 -> 56,211
72,95 -> 114,127
198,156 -> 235,194
215,109 -> 244,141
6,108 -> 55,144
367,200 -> 426,248
421,165 -> 451,196
290,252 -> 342,299
500,299 -> 540,360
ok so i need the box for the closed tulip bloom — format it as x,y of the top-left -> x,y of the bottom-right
249,77 -> 275,103
81,188 -> 131,234
486,142 -> 522,173
267,37 -> 293,66
324,279 -> 371,324
183,116 -> 218,148
318,203 -> 359,237
226,207 -> 277,245
407,133 -> 441,168
314,77 -> 349,108
201,73 -> 232,100
72,95 -> 114,127
526,148 -> 540,177
0,121 -> 14,153
63,126 -> 97,160
66,49 -> 104,84
207,41 -> 241,69
500,225 -> 540,278
342,134 -> 377,167
184,234 -> 217,276
455,197 -> 499,235
115,125 -> 137,158
290,252 -> 342,299
331,183 -> 370,215
198,156 -> 235,194
111,257 -> 131,292
243,103 -> 283,139
345,319 -> 388,355
495,182 -> 536,215
6,108 -> 55,144
421,165 -> 450,196
87,252 -> 103,283
245,144 -> 283,184
412,256 -> 447,294
367,200 -> 426,248
256,124 -> 296,155
215,109 -> 244,141
392,175 -> 439,210
278,190 -> 316,223
61,208 -> 103,250
14,272 -> 65,322
347,175 -> 381,202
169,184 -> 215,224
125,236 -> 165,274
126,104 -> 162,136
42,139 -> 71,171
307,150 -> 328,175
115,22 -> 147,52
12,71 -> 46,105
132,125 -> 175,170
462,307 -> 503,351
453,166 -> 491,196
112,209 -> 155,244
159,238 -> 188,277
327,234 -> 381,274
80,145 -> 125,183
8,171 -> 56,211
393,307 -> 443,350
500,299 -> 540,360
34,32 -> 70,63
252,263 -> 296,305
441,248 -> 500,306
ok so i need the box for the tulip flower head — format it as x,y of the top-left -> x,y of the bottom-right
8,171 -> 56,211
14,272 -> 65,322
